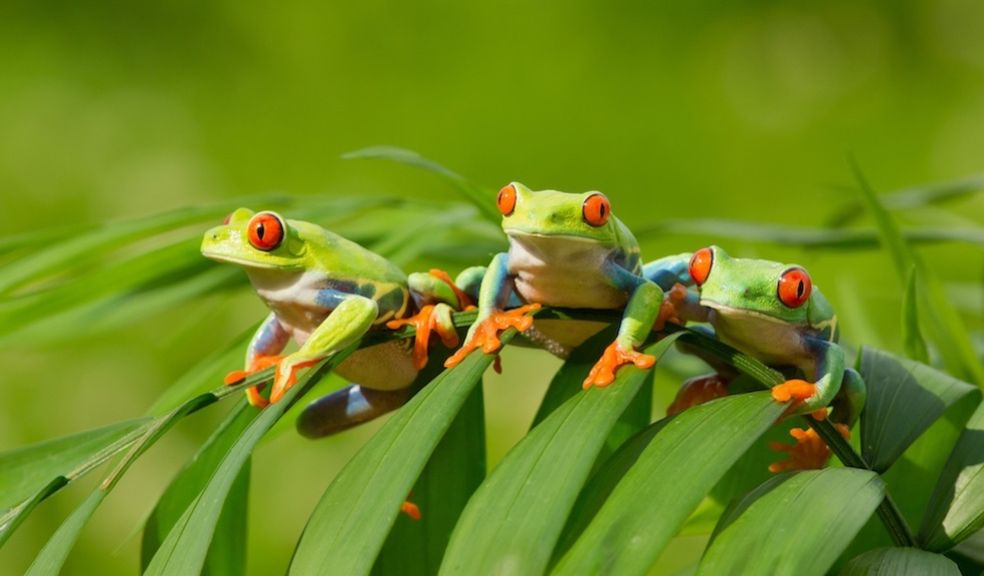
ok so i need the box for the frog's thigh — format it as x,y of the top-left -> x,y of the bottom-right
335,341 -> 417,391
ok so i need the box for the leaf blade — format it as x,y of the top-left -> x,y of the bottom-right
840,547 -> 960,576
290,345 -> 500,576
697,469 -> 883,576
552,392 -> 785,576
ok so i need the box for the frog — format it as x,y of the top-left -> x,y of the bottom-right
444,182 -> 675,388
658,246 -> 867,471
201,208 -> 481,427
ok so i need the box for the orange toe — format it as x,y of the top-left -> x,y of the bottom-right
667,374 -> 729,415
224,370 -> 248,386
770,379 -> 816,404
388,304 -> 458,370
444,304 -> 541,368
225,354 -> 285,407
767,424 -> 851,473
268,358 -> 319,404
400,500 -> 421,520
582,341 -> 656,389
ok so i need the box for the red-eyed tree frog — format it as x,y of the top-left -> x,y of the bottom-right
659,246 -> 867,471
201,208 -> 481,429
444,183 -> 675,388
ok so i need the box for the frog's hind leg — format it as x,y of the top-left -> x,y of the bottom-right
297,384 -> 413,438
667,373 -> 731,415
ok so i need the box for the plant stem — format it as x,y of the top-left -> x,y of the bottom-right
807,416 -> 916,547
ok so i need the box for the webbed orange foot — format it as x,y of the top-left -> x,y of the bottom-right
583,342 -> 656,389
667,374 -> 729,416
771,379 -> 816,406
224,354 -> 285,408
768,423 -> 850,473
444,303 -> 542,368
387,304 -> 460,370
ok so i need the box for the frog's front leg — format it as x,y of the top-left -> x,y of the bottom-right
583,262 -> 664,389
224,313 -> 291,407
388,268 -> 480,370
768,338 -> 853,472
771,337 -> 845,417
444,253 -> 540,368
268,295 -> 379,404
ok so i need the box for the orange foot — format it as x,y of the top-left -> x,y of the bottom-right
653,283 -> 689,331
771,379 -> 816,411
583,341 -> 656,389
768,423 -> 850,473
667,374 -> 730,416
268,358 -> 320,404
224,354 -> 285,408
444,303 -> 542,368
387,304 -> 460,370
401,500 -> 421,520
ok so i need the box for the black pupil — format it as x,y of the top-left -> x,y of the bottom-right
256,223 -> 265,240
796,280 -> 804,298
599,203 -> 606,217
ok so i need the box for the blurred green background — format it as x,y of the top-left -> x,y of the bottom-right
1,1 -> 982,574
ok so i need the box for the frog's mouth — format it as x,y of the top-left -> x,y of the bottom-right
201,247 -> 293,270
504,228 -> 609,244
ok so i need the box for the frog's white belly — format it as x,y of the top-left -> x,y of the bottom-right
708,305 -> 812,369
508,234 -> 627,309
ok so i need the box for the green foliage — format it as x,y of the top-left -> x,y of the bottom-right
0,159 -> 982,575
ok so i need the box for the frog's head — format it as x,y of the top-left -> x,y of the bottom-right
496,182 -> 631,249
688,245 -> 826,326
201,208 -> 309,271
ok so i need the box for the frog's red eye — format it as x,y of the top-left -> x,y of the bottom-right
689,247 -> 714,286
247,212 -> 285,251
497,184 -> 517,216
777,267 -> 812,308
582,193 -> 611,227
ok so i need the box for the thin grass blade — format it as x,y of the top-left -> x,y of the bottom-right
850,158 -> 984,384
633,219 -> 983,249
23,388 -> 223,574
342,146 -> 501,224
902,266 -> 929,364
145,353 -> 338,576
141,402 -> 256,570
0,419 -> 148,510
0,195 -> 289,295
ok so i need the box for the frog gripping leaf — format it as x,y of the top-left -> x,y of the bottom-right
444,183 -> 668,389
656,246 -> 867,471
201,209 -> 475,421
